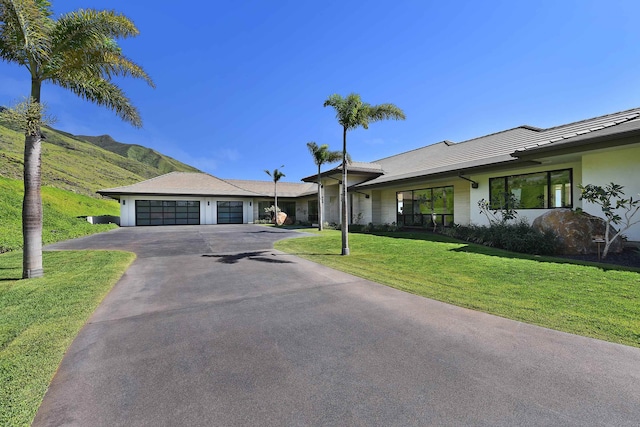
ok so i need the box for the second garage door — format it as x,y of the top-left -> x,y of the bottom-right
217,201 -> 243,224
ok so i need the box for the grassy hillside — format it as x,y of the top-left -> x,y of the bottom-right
0,123 -> 200,198
77,134 -> 200,175
0,176 -> 119,253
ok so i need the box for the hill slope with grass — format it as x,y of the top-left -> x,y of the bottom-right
0,176 -> 120,253
76,134 -> 199,175
0,122 -> 200,198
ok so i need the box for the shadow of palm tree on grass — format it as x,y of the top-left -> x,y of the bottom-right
360,231 -> 640,273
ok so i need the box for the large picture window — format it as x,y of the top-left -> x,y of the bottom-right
397,186 -> 454,227
489,169 -> 572,209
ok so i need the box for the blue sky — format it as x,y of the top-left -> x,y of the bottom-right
1,0 -> 640,182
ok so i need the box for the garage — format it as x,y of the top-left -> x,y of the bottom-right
217,201 -> 243,224
135,200 -> 200,226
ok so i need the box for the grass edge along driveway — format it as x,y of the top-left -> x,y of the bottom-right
275,230 -> 640,348
0,250 -> 135,427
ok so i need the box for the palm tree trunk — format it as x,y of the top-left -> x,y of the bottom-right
317,165 -> 323,231
274,181 -> 278,225
341,126 -> 349,255
22,79 -> 44,278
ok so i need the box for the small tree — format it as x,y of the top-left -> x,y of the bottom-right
306,141 -> 343,231
478,192 -> 520,225
264,167 -> 285,225
323,93 -> 405,255
579,183 -> 640,258
0,1 -> 154,278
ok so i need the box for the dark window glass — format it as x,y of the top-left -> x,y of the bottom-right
549,170 -> 572,208
217,201 -> 243,224
489,169 -> 572,209
136,200 -> 200,226
397,186 -> 454,227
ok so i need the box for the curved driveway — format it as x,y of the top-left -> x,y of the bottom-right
34,225 -> 640,426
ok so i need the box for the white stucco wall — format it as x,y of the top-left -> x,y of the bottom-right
323,183 -> 340,224
581,144 -> 640,241
118,195 -> 254,226
368,179 -> 470,226
351,192 -> 373,224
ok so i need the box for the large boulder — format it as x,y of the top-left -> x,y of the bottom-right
532,209 -> 623,255
276,211 -> 287,226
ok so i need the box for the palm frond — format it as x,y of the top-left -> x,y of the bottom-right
52,9 -> 139,52
368,104 -> 406,122
0,0 -> 53,67
307,141 -> 343,167
324,92 -> 405,131
45,9 -> 153,86
53,75 -> 142,127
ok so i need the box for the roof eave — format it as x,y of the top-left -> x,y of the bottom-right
511,127 -> 640,159
96,190 -> 258,198
301,169 -> 384,183
354,158 -> 539,190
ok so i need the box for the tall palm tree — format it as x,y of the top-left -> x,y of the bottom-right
323,93 -> 405,255
0,0 -> 154,278
306,141 -> 343,231
264,167 -> 285,225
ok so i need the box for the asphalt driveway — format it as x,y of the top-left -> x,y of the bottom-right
34,225 -> 640,426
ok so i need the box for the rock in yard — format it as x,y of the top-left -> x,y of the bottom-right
532,209 -> 623,255
276,211 -> 288,226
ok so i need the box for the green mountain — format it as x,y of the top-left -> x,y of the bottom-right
76,134 -> 199,176
0,123 -> 200,198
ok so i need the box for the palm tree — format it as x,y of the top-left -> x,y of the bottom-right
306,141 -> 343,231
323,93 -> 405,255
264,166 -> 285,225
0,1 -> 154,278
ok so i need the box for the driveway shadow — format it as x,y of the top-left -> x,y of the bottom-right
202,251 -> 293,264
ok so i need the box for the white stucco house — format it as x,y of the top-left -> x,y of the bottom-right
98,173 -> 317,226
99,107 -> 640,241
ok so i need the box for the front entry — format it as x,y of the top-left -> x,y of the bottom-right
217,201 -> 243,224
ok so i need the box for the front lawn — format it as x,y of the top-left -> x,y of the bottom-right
0,250 -> 135,426
275,231 -> 640,348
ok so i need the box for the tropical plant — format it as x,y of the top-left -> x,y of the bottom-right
323,93 -> 405,255
579,182 -> 640,258
264,167 -> 285,224
306,141 -> 343,231
478,192 -> 520,225
0,0 -> 154,278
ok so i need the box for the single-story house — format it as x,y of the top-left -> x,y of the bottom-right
98,173 -> 317,226
99,107 -> 640,241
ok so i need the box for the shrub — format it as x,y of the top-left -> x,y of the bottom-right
442,220 -> 559,255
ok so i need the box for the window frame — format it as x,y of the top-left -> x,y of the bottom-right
489,168 -> 573,210
396,185 -> 454,227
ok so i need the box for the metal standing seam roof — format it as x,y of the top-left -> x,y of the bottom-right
98,172 -> 314,198
355,108 -> 640,188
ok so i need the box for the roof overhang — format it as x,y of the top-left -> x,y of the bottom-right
354,157 -> 540,190
301,167 -> 384,183
96,190 -> 259,200
511,123 -> 640,160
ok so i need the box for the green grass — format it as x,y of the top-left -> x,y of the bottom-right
0,176 -> 120,253
0,250 -> 136,426
1,122 -> 200,198
276,230 -> 640,347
